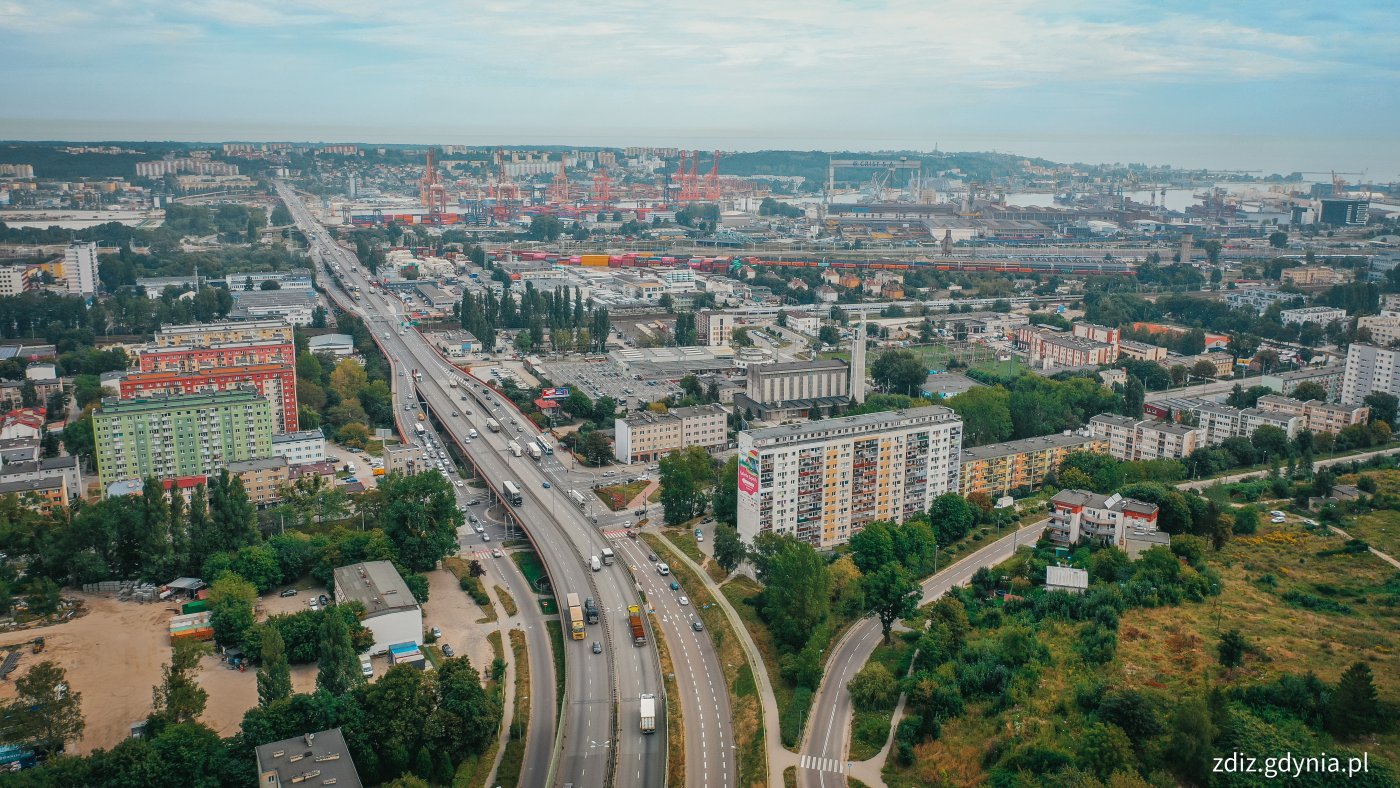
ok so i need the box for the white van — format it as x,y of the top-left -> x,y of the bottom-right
468,429 -> 479,439
657,563 -> 670,576
590,555 -> 602,572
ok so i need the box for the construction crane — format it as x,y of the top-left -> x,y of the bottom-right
591,168 -> 612,204
548,161 -> 571,204
703,151 -> 721,201
1294,171 -> 1364,194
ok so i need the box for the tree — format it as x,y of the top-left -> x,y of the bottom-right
713,525 -> 745,574
329,358 -> 368,401
1269,230 -> 1289,248
153,638 -> 211,725
1218,628 -> 1248,668
375,472 -> 462,572
928,493 -> 977,545
6,661 -> 84,754
579,431 -> 613,466
1251,424 -> 1291,460
673,311 -> 697,346
316,607 -> 363,695
847,662 -> 897,711
659,446 -> 714,525
752,534 -> 830,650
256,624 -> 293,707
1076,722 -> 1135,781
1364,391 -> 1398,426
1328,661 -> 1385,738
1164,696 -> 1216,785
848,521 -> 896,574
1191,359 -> 1218,380
1290,381 -> 1329,402
818,325 -> 841,346
526,215 -> 563,241
946,386 -> 1012,446
1121,375 -> 1145,418
711,456 -> 738,526
871,349 -> 926,396
864,563 -> 918,643
207,572 -> 258,650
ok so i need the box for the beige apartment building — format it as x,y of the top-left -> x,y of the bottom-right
1089,414 -> 1204,461
614,404 -> 727,463
1254,395 -> 1369,434
227,456 -> 290,506
153,318 -> 294,347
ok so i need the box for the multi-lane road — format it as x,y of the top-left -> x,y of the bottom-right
279,184 -> 737,788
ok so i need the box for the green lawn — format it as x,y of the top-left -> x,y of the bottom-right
1341,508 -> 1400,560
824,342 -> 1025,378
595,480 -> 648,511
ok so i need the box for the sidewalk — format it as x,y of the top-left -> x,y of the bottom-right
1327,524 -> 1400,570
480,577 -> 516,787
653,530 -> 798,784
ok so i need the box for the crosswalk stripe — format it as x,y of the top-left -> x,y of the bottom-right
799,754 -> 843,774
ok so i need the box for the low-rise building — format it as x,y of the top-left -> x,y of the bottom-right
271,430 -> 327,465
1281,266 -> 1350,287
1263,364 -> 1346,401
384,443 -> 427,476
0,476 -> 68,513
920,372 -> 983,400
614,404 -> 727,463
0,437 -> 40,466
1015,326 -> 1117,369
308,334 -> 356,357
1045,566 -> 1089,595
255,728 -> 363,788
1048,489 -> 1161,550
228,289 -> 321,326
0,408 -> 45,441
1223,287 -> 1306,314
1117,339 -> 1167,362
1280,306 -> 1348,326
333,561 -> 423,656
960,432 -> 1107,498
1089,414 -> 1204,461
1255,395 -> 1369,433
0,456 -> 83,501
227,456 -> 289,506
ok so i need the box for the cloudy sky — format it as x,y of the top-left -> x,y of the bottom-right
1,1 -> 1396,173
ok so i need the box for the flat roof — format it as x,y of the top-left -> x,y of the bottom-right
96,386 -> 267,414
333,560 -> 418,618
255,728 -> 363,788
962,432 -> 1100,461
745,406 -> 957,446
273,430 -> 326,443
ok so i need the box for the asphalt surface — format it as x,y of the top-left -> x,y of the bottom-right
280,184 -> 696,788
797,521 -> 1047,788
614,532 -> 736,788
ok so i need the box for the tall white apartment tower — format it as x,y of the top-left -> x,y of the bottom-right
850,319 -> 867,404
64,241 -> 100,297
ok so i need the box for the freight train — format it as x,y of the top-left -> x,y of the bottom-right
490,250 -> 1134,276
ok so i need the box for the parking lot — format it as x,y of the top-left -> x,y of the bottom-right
536,357 -> 678,409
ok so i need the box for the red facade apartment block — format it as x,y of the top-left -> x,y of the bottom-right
119,363 -> 299,432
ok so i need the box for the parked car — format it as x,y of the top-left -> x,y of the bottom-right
442,644 -> 455,657
319,595 -> 329,607
279,589 -> 298,598
431,626 -> 442,639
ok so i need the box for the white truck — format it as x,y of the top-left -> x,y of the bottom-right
639,694 -> 656,734
508,441 -> 522,457
486,419 -> 501,433
568,489 -> 586,508
527,443 -> 542,461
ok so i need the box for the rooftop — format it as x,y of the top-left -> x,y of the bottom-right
254,728 -> 363,788
273,430 -> 327,444
962,432 -> 1101,461
332,560 -> 419,618
96,386 -> 267,413
227,456 -> 288,473
745,406 -> 959,446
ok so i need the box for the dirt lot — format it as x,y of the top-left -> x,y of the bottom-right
422,568 -> 492,673
0,594 -> 171,754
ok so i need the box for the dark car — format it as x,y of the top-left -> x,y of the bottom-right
279,589 -> 298,598
592,641 -> 603,654
647,553 -> 657,562
442,644 -> 455,657
669,580 -> 680,591
692,620 -> 704,632
319,594 -> 329,607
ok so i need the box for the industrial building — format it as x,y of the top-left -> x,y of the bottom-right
733,359 -> 852,422
736,408 -> 963,550
332,561 -> 423,656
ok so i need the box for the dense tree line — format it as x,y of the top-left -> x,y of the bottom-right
947,373 -> 1121,447
460,281 -> 609,354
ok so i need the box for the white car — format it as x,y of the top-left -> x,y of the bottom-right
1269,510 -> 1285,518
678,596 -> 689,606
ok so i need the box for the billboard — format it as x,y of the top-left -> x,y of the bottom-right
737,449 -> 760,495
541,387 -> 571,400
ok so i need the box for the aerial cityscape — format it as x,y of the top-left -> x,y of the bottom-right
0,4 -> 1397,788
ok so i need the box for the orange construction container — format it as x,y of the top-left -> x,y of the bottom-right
580,254 -> 610,267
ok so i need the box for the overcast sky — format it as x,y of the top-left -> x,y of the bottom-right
2,1 -> 1396,174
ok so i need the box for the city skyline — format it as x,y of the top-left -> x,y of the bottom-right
2,1 -> 1397,175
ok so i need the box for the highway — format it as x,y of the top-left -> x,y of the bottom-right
797,521 -> 1046,787
279,184 -> 676,788
614,532 -> 736,787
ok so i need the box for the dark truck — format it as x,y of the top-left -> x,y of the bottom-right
584,597 -> 599,624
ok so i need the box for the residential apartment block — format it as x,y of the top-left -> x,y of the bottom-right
613,404 -> 728,464
1254,395 -> 1369,434
136,340 -> 296,374
0,476 -> 69,513
1341,344 -> 1400,405
959,432 -> 1107,498
1263,364 -> 1346,401
64,241 -> 99,297
1280,306 -> 1348,326
0,455 -> 83,501
1222,287 -> 1305,314
271,430 -> 327,465
1088,414 -> 1204,461
153,318 -> 294,348
227,456 -> 289,506
1357,313 -> 1400,346
736,409 -> 963,550
1190,401 -> 1301,444
93,388 -> 275,486
1281,266 -> 1349,286
696,311 -> 735,347
1049,489 -> 1166,556
119,363 -> 298,432
1015,326 -> 1117,369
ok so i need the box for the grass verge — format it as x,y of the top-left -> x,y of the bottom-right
652,607 -> 686,788
721,574 -> 796,748
495,585 -> 518,617
495,629 -> 530,788
545,620 -> 565,715
643,533 -> 767,787
784,765 -> 797,788
848,635 -> 916,761
487,630 -> 504,667
445,556 -> 495,622
595,480 -> 648,510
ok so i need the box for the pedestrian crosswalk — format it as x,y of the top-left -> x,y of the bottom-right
800,754 -> 845,775
602,528 -> 631,539
461,549 -> 493,560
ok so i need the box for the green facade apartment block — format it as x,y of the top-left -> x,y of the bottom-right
93,387 -> 275,486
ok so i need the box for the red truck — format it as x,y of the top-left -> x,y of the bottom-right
628,604 -> 647,646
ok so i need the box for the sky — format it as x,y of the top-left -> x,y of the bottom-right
1,1 -> 1398,175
